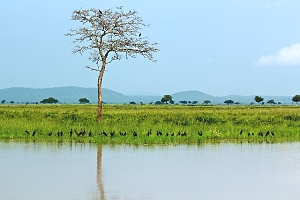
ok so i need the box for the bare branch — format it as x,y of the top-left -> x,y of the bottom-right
65,6 -> 159,66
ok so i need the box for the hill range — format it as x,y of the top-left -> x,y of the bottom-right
0,86 -> 294,105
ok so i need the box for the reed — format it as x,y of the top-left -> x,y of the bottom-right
0,104 -> 300,144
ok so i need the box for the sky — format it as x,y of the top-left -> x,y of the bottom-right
1,0 -> 300,96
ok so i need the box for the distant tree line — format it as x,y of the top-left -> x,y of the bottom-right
1,94 -> 300,105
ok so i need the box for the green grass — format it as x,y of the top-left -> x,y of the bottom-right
0,104 -> 300,144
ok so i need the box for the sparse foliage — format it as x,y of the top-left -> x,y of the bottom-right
66,7 -> 159,122
1,100 -> 5,104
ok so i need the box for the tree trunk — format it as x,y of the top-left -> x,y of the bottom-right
97,64 -> 106,123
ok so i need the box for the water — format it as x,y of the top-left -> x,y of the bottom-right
1,142 -> 300,200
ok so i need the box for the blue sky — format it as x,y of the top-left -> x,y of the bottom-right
1,0 -> 300,96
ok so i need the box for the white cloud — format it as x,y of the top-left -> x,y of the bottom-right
255,43 -> 300,66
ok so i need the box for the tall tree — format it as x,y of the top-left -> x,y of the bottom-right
66,7 -> 159,122
292,95 -> 300,106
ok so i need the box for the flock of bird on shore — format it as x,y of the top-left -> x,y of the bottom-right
24,129 -> 275,138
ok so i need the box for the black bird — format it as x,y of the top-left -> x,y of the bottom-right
133,130 -> 137,137
239,129 -> 243,135
75,130 -> 80,136
258,131 -> 263,137
99,10 -> 102,15
146,130 -> 152,136
48,131 -> 52,136
198,131 -> 203,136
119,131 -> 123,136
102,130 -> 107,137
166,132 -> 169,136
69,129 -> 73,137
57,130 -> 61,137
88,130 -> 92,137
177,131 -> 181,136
32,129 -> 36,136
271,132 -> 275,136
156,130 -> 162,136
266,130 -> 270,137
171,132 -> 175,136
25,130 -> 30,135
110,131 -> 115,138
248,132 -> 250,137
139,33 -> 141,37
181,131 -> 187,136
123,131 -> 127,136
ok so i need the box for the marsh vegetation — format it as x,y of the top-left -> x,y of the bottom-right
0,104 -> 299,144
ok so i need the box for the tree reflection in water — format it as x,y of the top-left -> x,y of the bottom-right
97,146 -> 105,200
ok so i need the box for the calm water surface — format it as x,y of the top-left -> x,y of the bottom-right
0,142 -> 300,200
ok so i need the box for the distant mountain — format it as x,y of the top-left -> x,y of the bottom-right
172,90 -> 217,103
0,86 -> 294,104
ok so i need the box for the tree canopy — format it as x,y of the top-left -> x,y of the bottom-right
66,6 -> 159,123
292,95 -> 300,105
79,98 -> 90,104
40,97 -> 59,104
161,95 -> 172,104
224,100 -> 234,105
254,96 -> 264,104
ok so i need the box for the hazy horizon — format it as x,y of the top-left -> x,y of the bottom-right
0,86 -> 295,98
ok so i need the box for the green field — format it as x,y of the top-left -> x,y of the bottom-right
0,104 -> 300,144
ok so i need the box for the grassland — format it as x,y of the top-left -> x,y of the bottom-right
0,104 -> 300,144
